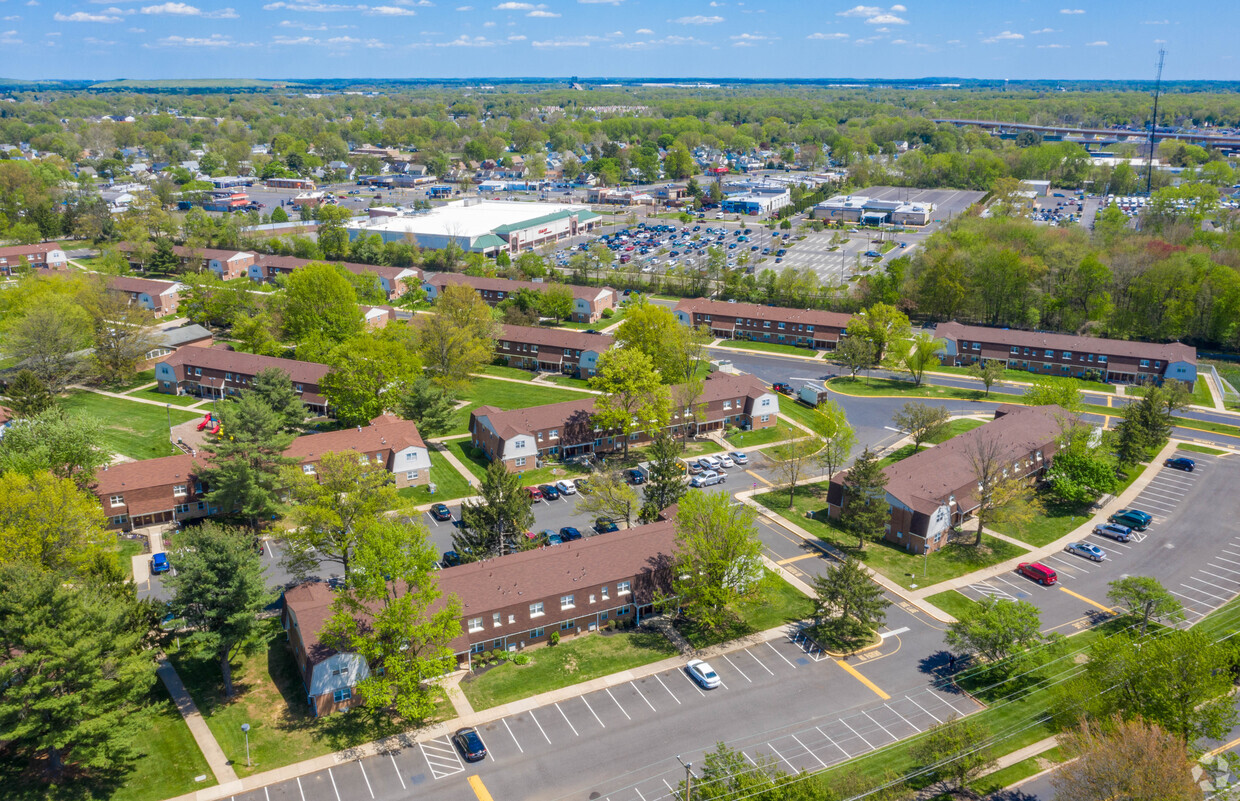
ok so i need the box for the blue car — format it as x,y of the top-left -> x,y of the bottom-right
559,526 -> 582,542
1164,457 -> 1195,472
150,552 -> 171,575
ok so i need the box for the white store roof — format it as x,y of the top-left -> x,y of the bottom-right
346,199 -> 590,240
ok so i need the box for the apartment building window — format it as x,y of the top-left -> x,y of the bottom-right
1098,356 -> 1108,364
1044,349 -> 1054,357
194,367 -> 202,376
1140,359 -> 1150,368
560,594 -> 575,610
601,586 -> 610,600
777,322 -> 785,330
1155,361 -> 1161,369
1010,346 -> 1020,354
333,688 -> 352,703
502,341 -> 510,350
175,504 -> 190,514
110,494 -> 124,507
302,464 -> 315,475
112,515 -> 127,526
492,613 -> 501,628
763,321 -> 771,328
405,471 -> 418,481
761,398 -> 771,407
618,581 -> 631,596
550,429 -> 559,439
589,593 -> 596,604
1062,352 -> 1072,359
971,342 -> 980,351
1088,355 -> 1095,362
515,457 -> 526,467
1023,347 -> 1030,355
405,452 -> 417,462
616,606 -> 631,616
723,401 -> 732,410
468,618 -> 483,633
530,628 -> 545,639
530,602 -> 544,617
806,325 -> 814,332
560,620 -> 576,631
761,414 -> 771,423
295,384 -> 304,392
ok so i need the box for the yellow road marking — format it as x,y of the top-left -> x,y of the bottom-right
746,469 -> 774,487
777,553 -> 820,566
468,775 -> 494,801
834,659 -> 891,700
1107,395 -> 1113,408
1058,586 -> 1115,614
1208,734 -> 1240,757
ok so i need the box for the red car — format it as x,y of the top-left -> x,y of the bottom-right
1017,562 -> 1057,586
526,486 -> 543,500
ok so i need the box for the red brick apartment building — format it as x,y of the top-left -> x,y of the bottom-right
423,273 -> 618,324
469,371 -> 778,471
154,347 -> 331,414
673,299 -> 853,350
249,254 -> 421,302
92,415 -> 431,532
496,324 -> 614,378
118,242 -> 256,280
826,405 -> 1067,554
282,520 -> 676,715
106,275 -> 185,317
935,322 -> 1198,386
0,243 -> 68,275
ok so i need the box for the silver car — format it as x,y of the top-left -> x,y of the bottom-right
1065,542 -> 1106,562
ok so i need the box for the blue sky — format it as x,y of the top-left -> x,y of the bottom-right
1,1 -> 1232,81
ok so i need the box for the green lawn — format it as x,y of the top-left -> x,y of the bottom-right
993,460 -> 1149,548
827,376 -> 989,401
677,568 -> 816,649
1176,443 -> 1229,456
124,386 -> 205,407
879,418 -> 988,468
1193,377 -> 1215,407
61,391 -> 201,460
110,369 -> 157,392
556,305 -> 628,330
714,338 -> 822,358
397,449 -> 475,503
725,419 -> 803,449
928,365 -> 1115,394
449,378 -> 586,436
445,439 -> 592,486
169,619 -> 445,779
970,747 -> 1064,797
924,589 -> 980,621
460,629 -> 678,711
114,537 -> 145,580
754,483 -> 1029,590
478,364 -> 537,381
1168,415 -> 1240,439
778,397 -> 828,431
541,374 -> 594,390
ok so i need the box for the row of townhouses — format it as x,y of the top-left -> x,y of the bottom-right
154,347 -> 332,414
673,298 -> 853,351
0,243 -> 69,275
422,273 -> 617,324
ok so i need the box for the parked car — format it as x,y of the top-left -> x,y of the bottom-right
575,477 -> 593,494
772,382 -> 793,394
717,455 -> 735,469
526,486 -> 544,500
1066,542 -> 1107,562
686,659 -> 722,689
538,484 -> 560,500
730,451 -> 749,465
452,727 -> 487,762
691,470 -> 726,488
1108,509 -> 1151,530
698,455 -> 720,469
556,479 -> 577,495
544,529 -> 563,546
1017,562 -> 1057,585
430,503 -> 452,521
1164,457 -> 1196,472
559,526 -> 583,542
1092,523 -> 1133,542
594,518 -> 620,534
686,460 -> 703,474
150,552 -> 171,575
441,551 -> 463,568
627,468 -> 646,485
864,250 -> 882,258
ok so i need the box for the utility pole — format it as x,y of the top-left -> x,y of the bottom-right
1145,49 -> 1166,196
676,755 -> 693,801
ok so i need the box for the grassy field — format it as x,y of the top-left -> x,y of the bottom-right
970,747 -> 1064,797
992,460 -> 1149,548
62,391 -> 201,460
445,439 -> 591,486
1193,377 -> 1215,406
169,620 -> 444,779
924,589 -> 980,621
927,365 -> 1115,394
124,386 -> 204,407
111,369 -> 157,392
827,376 -> 990,401
677,569 -> 816,649
478,364 -> 537,381
778,397 -> 828,431
557,306 -> 627,330
754,483 -> 1029,590
114,538 -> 145,580
449,378 -> 586,436
541,374 -> 594,390
879,418 -> 988,467
397,449 -> 475,503
460,629 -> 678,711
714,338 -> 822,358
1176,443 -> 1229,456
725,419 -> 803,449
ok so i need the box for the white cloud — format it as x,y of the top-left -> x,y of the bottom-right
1037,43 -> 1067,49
890,3 -> 905,9
1085,39 -> 1107,46
84,35 -> 117,44
0,31 -> 21,44
280,19 -> 327,28
262,1 -> 361,10
2,15 -> 21,21
865,13 -> 905,24
141,3 -> 239,18
368,5 -> 418,14
730,32 -> 772,41
455,4 -> 473,8
982,30 -> 1023,43
613,33 -> 705,49
634,27 -> 652,33
527,9 -> 559,16
837,5 -> 880,16
1059,7 -> 1084,13
807,31 -> 848,39
153,33 -> 248,46
273,34 -> 316,43
45,30 -> 61,36
670,14 -> 723,24
532,36 -> 593,46
26,0 -> 38,6
890,38 -> 908,44
427,33 -> 497,46
493,1 -> 534,7
1030,27 -> 1055,34
54,10 -> 121,21
507,33 -> 524,39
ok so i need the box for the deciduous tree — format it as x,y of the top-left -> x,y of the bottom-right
280,262 -> 363,345
538,284 -> 575,321
417,283 -> 500,392
835,335 -> 876,379
810,399 -> 856,480
0,407 -> 108,488
900,333 -> 942,386
573,469 -> 641,529
4,296 -> 91,392
589,348 -> 670,458
964,428 -> 1041,546
671,490 -> 764,636
1051,716 -> 1202,801
88,290 -> 159,387
0,470 -> 110,574
945,596 -> 1044,665
908,716 -> 996,797
891,401 -> 951,454
321,328 -> 423,426
769,435 -> 821,509
968,359 -> 1006,396
1107,576 -> 1183,636
845,303 -> 911,365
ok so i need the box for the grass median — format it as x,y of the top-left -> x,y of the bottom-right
448,377 -> 587,436
714,339 -> 823,358
676,568 -> 816,650
397,449 -> 474,503
726,419 -> 802,449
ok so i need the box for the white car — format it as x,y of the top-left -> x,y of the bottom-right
686,659 -> 722,689
698,455 -> 720,469
730,451 -> 749,465
555,479 -> 577,495
717,455 -> 735,469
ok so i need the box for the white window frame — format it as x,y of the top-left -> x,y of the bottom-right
560,594 -> 575,610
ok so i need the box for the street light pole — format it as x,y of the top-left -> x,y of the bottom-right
676,755 -> 692,801
241,723 -> 251,767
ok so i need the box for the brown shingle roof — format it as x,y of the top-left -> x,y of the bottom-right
284,414 -> 425,462
499,324 -> 615,352
935,322 -> 1197,365
93,454 -> 203,497
107,275 -> 180,296
0,243 -> 64,259
254,254 -> 420,283
675,298 -> 853,330
161,346 -> 330,386
426,273 -> 613,304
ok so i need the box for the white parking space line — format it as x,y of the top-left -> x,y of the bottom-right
1134,500 -> 1177,513
766,743 -> 797,773
1179,584 -> 1229,603
742,751 -> 758,767
1220,553 -> 1240,563
933,690 -> 976,718
746,649 -> 776,675
653,673 -> 681,704
502,718 -> 524,753
327,768 -> 342,801
581,697 -> 606,729
557,702 -> 581,735
1191,575 -> 1239,594
905,693 -> 943,725
680,669 -> 707,696
358,762 -> 375,798
419,738 -> 466,779
1046,554 -> 1088,574
991,574 -> 1028,592
862,710 -> 898,742
389,753 -> 407,789
1202,567 -> 1240,583
1209,563 -> 1240,577
605,688 -> 632,720
630,682 -> 657,712
723,654 -> 752,683
839,717 -> 875,750
662,779 -> 676,795
791,734 -> 829,769
765,641 -> 798,669
885,702 -> 918,734
1170,589 -> 1212,608
1139,489 -> 1186,502
635,787 -> 648,801
528,710 -> 552,745
816,726 -> 851,760
297,776 -> 307,801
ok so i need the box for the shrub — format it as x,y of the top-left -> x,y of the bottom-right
549,631 -> 561,646
513,653 -> 531,665
601,308 -> 614,319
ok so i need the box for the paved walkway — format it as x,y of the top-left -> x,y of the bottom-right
157,658 -> 238,785
69,383 -> 177,409
1204,372 -> 1228,411
430,442 -> 482,489
707,339 -> 826,362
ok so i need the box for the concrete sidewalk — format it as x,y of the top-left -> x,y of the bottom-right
157,658 -> 238,786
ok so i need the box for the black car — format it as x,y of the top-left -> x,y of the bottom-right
1164,457 -> 1196,472
627,468 -> 646,485
772,382 -> 793,395
538,484 -> 561,500
559,526 -> 583,542
594,518 -> 619,534
575,477 -> 593,494
430,503 -> 452,521
453,727 -> 487,762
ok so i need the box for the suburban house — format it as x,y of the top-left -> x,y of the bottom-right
674,298 -> 853,350
154,347 -> 331,414
469,371 -> 778,471
0,243 -> 68,275
496,324 -> 614,377
422,273 -> 617,324
92,415 -> 430,531
249,254 -> 420,301
117,243 -> 257,280
825,405 -> 1068,554
282,519 -> 676,715
106,275 -> 186,317
138,324 -> 214,370
935,322 -> 1198,385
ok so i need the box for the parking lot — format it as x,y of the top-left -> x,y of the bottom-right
954,453 -> 1240,633
226,625 -> 980,801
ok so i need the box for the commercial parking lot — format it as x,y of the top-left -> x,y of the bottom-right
954,452 -> 1240,633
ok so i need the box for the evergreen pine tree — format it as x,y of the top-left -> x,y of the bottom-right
455,459 -> 536,560
840,447 -> 888,550
200,392 -> 296,531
